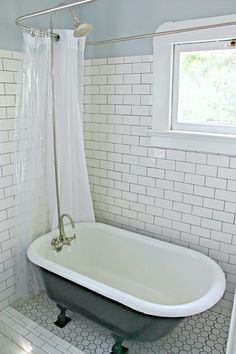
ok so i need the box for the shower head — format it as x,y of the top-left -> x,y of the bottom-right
74,19 -> 92,37
50,3 -> 92,39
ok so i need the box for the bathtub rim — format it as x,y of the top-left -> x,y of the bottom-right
27,222 -> 226,318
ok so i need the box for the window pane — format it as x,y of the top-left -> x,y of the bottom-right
178,48 -> 236,125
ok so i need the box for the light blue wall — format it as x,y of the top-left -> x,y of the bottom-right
0,0 -> 72,51
1,0 -> 236,57
80,0 -> 236,58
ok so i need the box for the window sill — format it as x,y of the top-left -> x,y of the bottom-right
149,130 -> 236,155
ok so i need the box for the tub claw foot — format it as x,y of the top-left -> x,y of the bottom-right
111,335 -> 128,354
54,304 -> 71,328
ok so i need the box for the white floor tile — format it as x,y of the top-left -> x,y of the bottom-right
13,291 -> 231,354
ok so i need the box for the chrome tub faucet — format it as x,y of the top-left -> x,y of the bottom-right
51,213 -> 76,252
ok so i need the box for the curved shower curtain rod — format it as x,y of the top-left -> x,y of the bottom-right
16,0 -> 236,45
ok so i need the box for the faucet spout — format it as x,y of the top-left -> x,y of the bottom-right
60,213 -> 75,237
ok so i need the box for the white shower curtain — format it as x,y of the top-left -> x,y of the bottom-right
15,31 -> 94,298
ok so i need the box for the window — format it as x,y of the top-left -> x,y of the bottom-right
172,41 -> 236,134
151,15 -> 236,154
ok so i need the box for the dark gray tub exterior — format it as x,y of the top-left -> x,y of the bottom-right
41,268 -> 183,342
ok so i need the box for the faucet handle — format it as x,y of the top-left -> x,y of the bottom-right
68,234 -> 76,242
51,238 -> 63,252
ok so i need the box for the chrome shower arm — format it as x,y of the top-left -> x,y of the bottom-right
52,3 -> 80,24
15,0 -> 95,38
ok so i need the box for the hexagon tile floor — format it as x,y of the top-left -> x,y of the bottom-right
13,292 -> 230,354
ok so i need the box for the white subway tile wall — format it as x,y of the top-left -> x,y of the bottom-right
0,50 -> 235,319
84,55 -> 236,317
0,50 -> 21,310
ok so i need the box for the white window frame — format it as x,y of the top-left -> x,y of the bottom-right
151,14 -> 236,155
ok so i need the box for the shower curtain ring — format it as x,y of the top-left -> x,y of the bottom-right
30,29 -> 36,37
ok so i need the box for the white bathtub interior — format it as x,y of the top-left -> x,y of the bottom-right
56,226 -> 216,304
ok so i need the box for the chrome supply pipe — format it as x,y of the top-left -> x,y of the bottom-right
49,10 -> 77,251
49,11 -> 62,237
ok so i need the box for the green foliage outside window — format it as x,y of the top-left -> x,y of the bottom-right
178,49 -> 236,125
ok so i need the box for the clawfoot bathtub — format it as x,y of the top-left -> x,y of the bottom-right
27,222 -> 226,353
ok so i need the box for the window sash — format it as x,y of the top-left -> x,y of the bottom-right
171,40 -> 236,134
